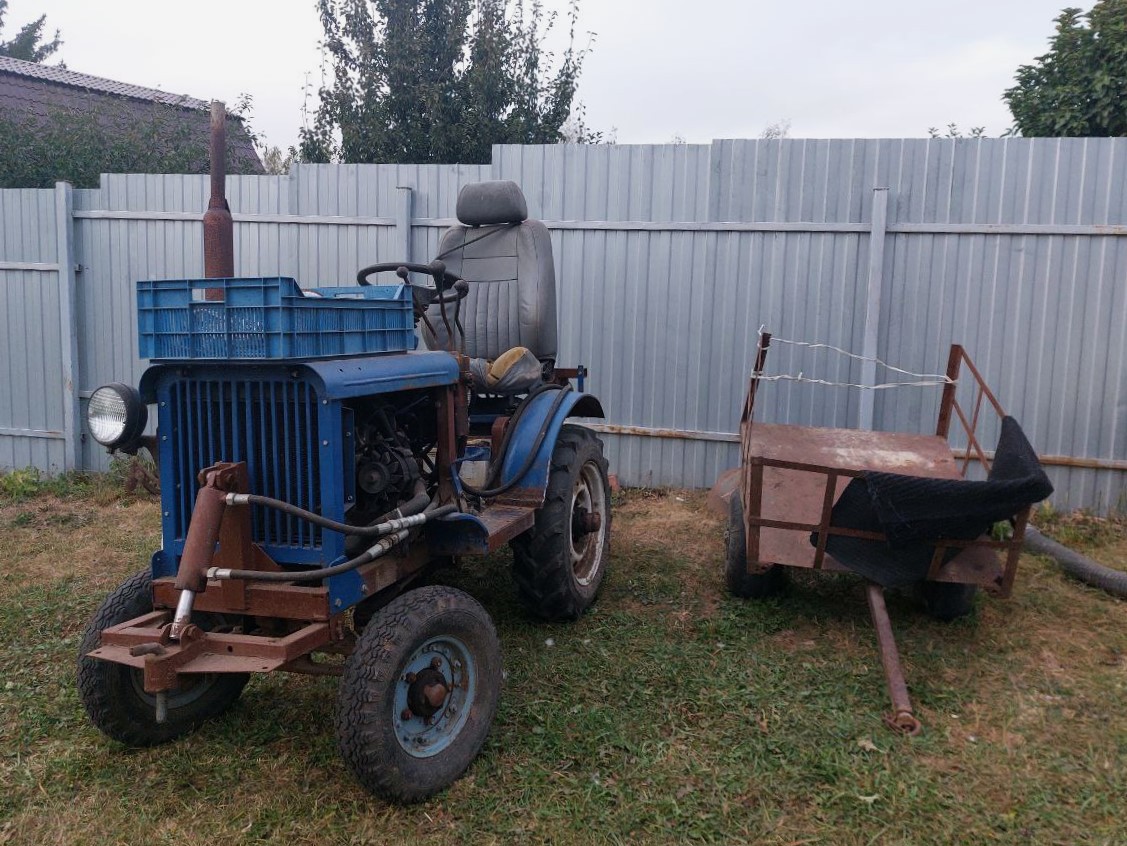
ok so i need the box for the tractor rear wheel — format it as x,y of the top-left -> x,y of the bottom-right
335,585 -> 502,804
725,494 -> 786,599
77,569 -> 249,747
511,424 -> 611,622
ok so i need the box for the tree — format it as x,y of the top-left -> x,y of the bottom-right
0,102 -> 262,189
0,0 -> 62,63
261,144 -> 298,175
760,119 -> 791,140
300,0 -> 597,164
230,93 -> 300,175
1004,1 -> 1127,137
927,123 -> 987,139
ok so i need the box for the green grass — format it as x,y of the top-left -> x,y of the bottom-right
0,460 -> 140,505
1,487 -> 1126,844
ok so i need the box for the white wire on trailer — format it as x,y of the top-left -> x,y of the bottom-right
750,373 -> 953,390
754,326 -> 955,390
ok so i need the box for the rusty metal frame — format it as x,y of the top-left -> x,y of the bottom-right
91,546 -> 434,695
934,344 -> 1030,596
91,614 -> 334,694
741,454 -> 1025,592
866,585 -> 922,735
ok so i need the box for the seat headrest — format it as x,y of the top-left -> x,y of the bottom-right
456,180 -> 528,226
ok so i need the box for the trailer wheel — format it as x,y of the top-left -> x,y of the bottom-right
921,581 -> 977,621
511,424 -> 611,621
77,569 -> 249,747
336,585 -> 501,804
725,495 -> 786,599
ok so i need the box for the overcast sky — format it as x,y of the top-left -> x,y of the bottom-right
22,0 -> 1076,152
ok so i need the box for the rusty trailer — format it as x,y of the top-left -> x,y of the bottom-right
726,335 -> 1051,734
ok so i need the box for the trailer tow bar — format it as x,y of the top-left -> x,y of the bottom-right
865,584 -> 923,736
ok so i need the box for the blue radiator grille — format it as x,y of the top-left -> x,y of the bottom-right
168,378 -> 323,550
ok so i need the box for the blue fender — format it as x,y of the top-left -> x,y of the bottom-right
494,389 -> 605,507
425,389 -> 604,556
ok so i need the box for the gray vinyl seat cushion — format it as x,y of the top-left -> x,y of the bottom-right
421,181 -> 558,362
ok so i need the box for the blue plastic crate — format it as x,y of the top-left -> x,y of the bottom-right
137,277 -> 417,361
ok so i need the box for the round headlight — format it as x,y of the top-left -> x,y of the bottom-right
87,383 -> 147,449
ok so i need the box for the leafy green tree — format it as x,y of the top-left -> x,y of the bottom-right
1004,1 -> 1127,136
300,0 -> 597,164
0,103 -> 261,189
0,0 -> 62,63
261,144 -> 299,175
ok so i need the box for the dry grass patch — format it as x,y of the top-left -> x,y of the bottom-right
611,488 -> 726,620
1,496 -> 159,589
1035,507 -> 1127,572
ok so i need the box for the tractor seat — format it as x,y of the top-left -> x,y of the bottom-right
421,181 -> 557,383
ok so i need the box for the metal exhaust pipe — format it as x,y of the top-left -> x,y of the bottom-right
203,100 -> 234,283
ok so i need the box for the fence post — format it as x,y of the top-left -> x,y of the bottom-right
396,186 -> 414,263
285,166 -> 301,275
858,187 -> 889,430
54,181 -> 81,471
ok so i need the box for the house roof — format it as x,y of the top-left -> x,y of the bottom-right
0,55 -> 209,110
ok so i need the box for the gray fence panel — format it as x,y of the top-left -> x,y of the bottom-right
868,138 -> 1127,513
1,140 -> 1124,511
0,188 -> 69,471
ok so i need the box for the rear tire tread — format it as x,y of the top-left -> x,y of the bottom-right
921,581 -> 977,622
725,495 -> 786,599
511,425 -> 611,622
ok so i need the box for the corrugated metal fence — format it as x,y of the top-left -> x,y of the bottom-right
1,139 -> 1124,512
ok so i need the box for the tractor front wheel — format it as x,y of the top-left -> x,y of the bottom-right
335,585 -> 502,804
511,425 -> 611,621
77,570 -> 249,747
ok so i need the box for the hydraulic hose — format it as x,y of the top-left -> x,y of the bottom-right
206,504 -> 458,583
1024,526 -> 1127,598
461,383 -> 572,499
227,485 -> 431,537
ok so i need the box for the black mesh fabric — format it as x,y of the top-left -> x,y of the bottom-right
810,417 -> 1053,587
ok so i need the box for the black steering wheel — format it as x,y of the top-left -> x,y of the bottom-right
356,260 -> 469,312
356,259 -> 462,290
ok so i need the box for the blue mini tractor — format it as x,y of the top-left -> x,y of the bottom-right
76,181 -> 611,803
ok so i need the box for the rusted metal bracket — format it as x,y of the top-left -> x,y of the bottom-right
91,613 -> 333,694
865,583 -> 922,736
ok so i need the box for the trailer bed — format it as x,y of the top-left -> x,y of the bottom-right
747,422 -> 1003,586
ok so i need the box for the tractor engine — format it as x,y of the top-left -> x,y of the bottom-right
348,396 -> 434,531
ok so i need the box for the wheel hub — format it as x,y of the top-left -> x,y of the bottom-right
568,460 -> 608,587
572,506 -> 602,537
393,636 -> 476,758
406,667 -> 449,718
